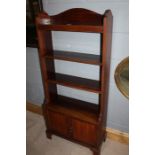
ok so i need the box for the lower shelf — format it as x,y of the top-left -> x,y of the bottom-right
47,73 -> 101,94
46,95 -> 99,124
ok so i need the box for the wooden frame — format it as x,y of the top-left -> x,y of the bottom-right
115,57 -> 129,98
36,8 -> 113,155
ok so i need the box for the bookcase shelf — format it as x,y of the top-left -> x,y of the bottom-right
45,50 -> 102,65
38,24 -> 103,33
47,73 -> 101,94
36,8 -> 113,155
47,95 -> 99,124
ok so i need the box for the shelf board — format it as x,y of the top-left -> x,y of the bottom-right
45,50 -> 101,65
38,24 -> 103,33
47,95 -> 99,124
47,73 -> 101,94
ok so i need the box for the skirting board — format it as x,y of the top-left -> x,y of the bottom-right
26,102 -> 129,144
26,102 -> 43,115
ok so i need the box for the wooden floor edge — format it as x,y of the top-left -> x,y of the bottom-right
26,102 -> 129,144
105,127 -> 129,144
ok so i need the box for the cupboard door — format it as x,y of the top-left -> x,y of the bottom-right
72,119 -> 97,145
48,111 -> 68,136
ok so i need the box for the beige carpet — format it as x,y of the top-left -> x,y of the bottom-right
26,111 -> 129,155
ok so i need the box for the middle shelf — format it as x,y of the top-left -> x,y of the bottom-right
47,73 -> 102,94
45,50 -> 102,65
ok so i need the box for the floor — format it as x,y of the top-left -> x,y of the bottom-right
26,111 -> 129,155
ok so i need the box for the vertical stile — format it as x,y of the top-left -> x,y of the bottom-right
36,12 -> 57,104
99,11 -> 113,128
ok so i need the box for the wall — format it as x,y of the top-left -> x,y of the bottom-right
26,0 -> 129,133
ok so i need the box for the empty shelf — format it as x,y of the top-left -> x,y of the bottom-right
45,50 -> 101,65
47,73 -> 101,94
38,24 -> 103,33
47,95 -> 99,124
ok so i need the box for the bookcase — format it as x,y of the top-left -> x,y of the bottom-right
36,8 -> 113,155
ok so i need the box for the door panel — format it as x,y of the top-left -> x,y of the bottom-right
48,111 -> 68,136
72,119 -> 97,145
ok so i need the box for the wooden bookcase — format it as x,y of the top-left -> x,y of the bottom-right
36,8 -> 113,155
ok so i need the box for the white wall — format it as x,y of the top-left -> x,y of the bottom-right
26,0 -> 129,132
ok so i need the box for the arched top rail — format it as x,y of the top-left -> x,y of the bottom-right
36,8 -> 112,33
50,8 -> 103,26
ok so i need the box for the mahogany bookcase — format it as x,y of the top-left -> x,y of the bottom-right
36,8 -> 113,155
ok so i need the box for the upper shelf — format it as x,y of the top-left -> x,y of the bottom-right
45,50 -> 102,65
38,24 -> 103,33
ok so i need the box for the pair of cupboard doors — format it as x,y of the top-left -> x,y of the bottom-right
46,109 -> 102,147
